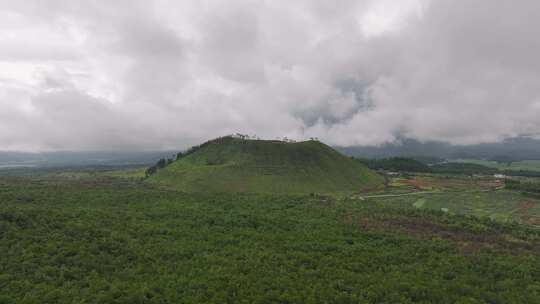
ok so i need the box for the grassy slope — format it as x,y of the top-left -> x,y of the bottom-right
147,138 -> 383,194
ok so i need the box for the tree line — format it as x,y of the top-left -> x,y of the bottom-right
355,157 -> 432,173
356,157 -> 540,178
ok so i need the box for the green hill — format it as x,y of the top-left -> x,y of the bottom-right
146,136 -> 383,194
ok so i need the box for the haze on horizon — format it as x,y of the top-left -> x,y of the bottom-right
1,0 -> 540,152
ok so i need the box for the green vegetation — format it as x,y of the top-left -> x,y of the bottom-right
370,189 -> 540,226
0,164 -> 148,179
1,176 -> 539,303
422,160 -> 540,178
147,137 -> 383,194
506,179 -> 540,195
412,198 -> 426,208
3,140 -> 540,303
355,173 -> 540,226
49,168 -> 147,180
356,157 -> 432,173
354,156 -> 540,178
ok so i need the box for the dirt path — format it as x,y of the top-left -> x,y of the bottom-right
353,188 -> 499,200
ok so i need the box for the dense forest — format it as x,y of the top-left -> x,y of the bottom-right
1,177 -> 538,303
355,157 -> 432,173
356,157 -> 540,178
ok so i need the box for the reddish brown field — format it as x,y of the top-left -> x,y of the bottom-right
357,216 -> 540,254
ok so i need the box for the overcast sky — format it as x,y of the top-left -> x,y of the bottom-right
1,0 -> 540,151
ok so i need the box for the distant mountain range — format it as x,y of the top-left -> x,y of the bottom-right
2,137 -> 540,170
0,150 -> 177,168
336,137 -> 540,161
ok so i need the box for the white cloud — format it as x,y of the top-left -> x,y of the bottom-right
0,0 -> 539,151
361,0 -> 426,38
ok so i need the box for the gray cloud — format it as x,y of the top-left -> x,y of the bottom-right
1,0 -> 540,151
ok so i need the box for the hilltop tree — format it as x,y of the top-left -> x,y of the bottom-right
145,166 -> 157,177
157,158 -> 167,169
176,152 -> 184,161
